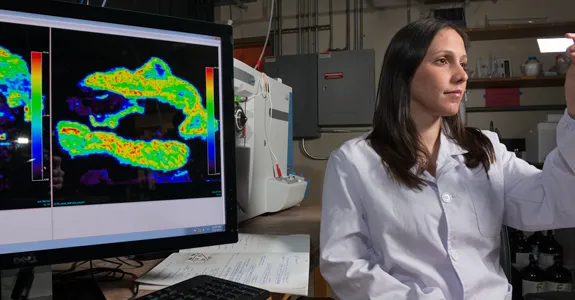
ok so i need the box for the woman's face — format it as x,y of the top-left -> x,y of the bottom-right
410,28 -> 468,119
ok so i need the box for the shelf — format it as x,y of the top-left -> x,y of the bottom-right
420,0 -> 486,3
466,105 -> 566,113
467,76 -> 565,89
214,0 -> 257,8
464,21 -> 575,41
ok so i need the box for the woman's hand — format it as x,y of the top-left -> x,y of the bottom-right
565,33 -> 575,118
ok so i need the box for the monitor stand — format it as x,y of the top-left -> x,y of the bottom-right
1,267 -> 106,300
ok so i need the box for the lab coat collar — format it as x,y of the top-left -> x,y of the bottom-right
368,126 -> 468,181
435,128 -> 468,179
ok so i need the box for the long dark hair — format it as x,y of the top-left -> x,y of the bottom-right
366,18 -> 495,190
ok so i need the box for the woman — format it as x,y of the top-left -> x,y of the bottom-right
319,18 -> 575,300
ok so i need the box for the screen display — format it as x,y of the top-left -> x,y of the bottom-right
0,9 -> 226,254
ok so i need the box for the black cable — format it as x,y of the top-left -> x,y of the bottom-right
54,261 -> 89,275
54,267 -> 135,282
89,260 -> 94,281
99,258 -> 122,278
53,257 -> 140,276
128,281 -> 139,300
117,256 -> 144,268
10,268 -> 34,300
52,257 -> 143,297
100,258 -> 123,270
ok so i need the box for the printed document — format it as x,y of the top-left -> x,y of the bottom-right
135,234 -> 310,295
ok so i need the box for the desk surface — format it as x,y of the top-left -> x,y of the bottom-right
239,205 -> 321,270
56,205 -> 322,300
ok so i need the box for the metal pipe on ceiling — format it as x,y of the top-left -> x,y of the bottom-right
328,0 -> 333,50
301,0 -> 306,54
270,2 -> 276,56
305,0 -> 308,53
314,0 -> 319,53
303,0 -> 307,53
273,0 -> 279,56
353,0 -> 358,50
359,0 -> 364,49
278,0 -> 283,56
300,0 -> 304,53
296,0 -> 302,54
230,1 -> 431,26
301,0 -> 305,53
346,0 -> 350,50
272,25 -> 331,35
307,0 -> 312,53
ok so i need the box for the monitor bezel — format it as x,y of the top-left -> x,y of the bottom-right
0,0 -> 238,270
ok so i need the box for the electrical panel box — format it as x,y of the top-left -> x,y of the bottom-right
263,49 -> 376,138
317,49 -> 375,126
264,54 -> 321,139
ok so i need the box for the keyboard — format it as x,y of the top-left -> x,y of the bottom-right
137,275 -> 271,300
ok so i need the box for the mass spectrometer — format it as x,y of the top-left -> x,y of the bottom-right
233,59 -> 308,222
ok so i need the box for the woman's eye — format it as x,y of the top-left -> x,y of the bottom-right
437,58 -> 447,64
461,63 -> 468,70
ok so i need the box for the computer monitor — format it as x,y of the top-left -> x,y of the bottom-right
0,0 -> 237,271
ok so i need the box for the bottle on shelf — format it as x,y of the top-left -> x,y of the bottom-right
511,266 -> 523,300
512,231 -> 531,269
544,254 -> 573,292
527,231 -> 544,258
538,230 -> 563,270
521,254 -> 546,296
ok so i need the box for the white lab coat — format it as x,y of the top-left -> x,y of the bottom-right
319,110 -> 575,300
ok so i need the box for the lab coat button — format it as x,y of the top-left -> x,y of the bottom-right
441,192 -> 452,203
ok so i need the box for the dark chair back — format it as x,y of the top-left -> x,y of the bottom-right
500,225 -> 512,282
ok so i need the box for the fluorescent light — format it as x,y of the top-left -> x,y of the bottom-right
537,37 -> 574,53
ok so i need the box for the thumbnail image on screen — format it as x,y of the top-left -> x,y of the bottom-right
0,22 -> 51,211
51,29 -> 223,207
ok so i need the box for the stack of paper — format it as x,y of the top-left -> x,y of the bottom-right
135,233 -> 310,296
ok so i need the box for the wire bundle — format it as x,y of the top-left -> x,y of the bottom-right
53,257 -> 144,299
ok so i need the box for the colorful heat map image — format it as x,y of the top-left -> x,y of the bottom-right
0,20 -> 52,211
0,45 -> 45,180
0,46 -> 44,125
0,45 -> 35,121
56,57 -> 220,174
57,121 -> 190,172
